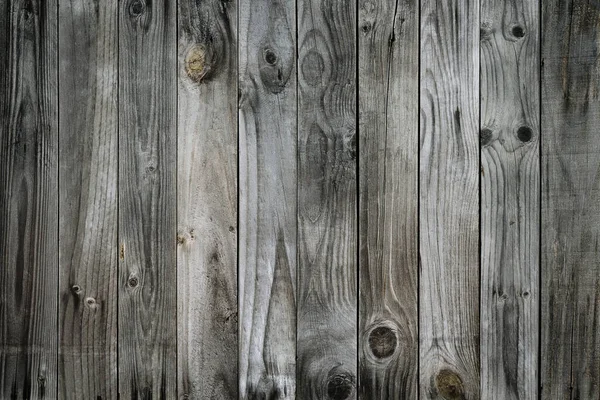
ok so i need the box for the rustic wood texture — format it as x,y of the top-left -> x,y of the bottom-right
118,0 -> 177,397
541,0 -> 600,398
480,0 -> 540,399
177,0 -> 238,398
297,0 -> 358,397
238,0 -> 297,397
0,1 -> 58,398
419,0 -> 480,398
58,1 -> 118,398
357,0 -> 419,397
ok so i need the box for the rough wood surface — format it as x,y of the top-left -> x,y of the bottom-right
541,0 -> 600,398
419,0 -> 480,398
0,1 -> 58,398
297,0 -> 358,397
358,0 -> 419,397
58,1 -> 118,398
238,0 -> 297,397
480,0 -> 540,399
118,0 -> 177,397
177,0 -> 238,398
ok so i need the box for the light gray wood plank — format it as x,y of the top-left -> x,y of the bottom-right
0,1 -> 58,398
541,0 -> 600,398
238,0 -> 297,397
297,0 -> 358,397
177,0 -> 238,398
58,1 -> 118,398
118,1 -> 177,397
358,0 -> 419,397
480,0 -> 540,399
419,0 -> 480,398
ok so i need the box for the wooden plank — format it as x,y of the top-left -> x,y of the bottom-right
357,0 -> 418,397
479,0 -> 540,398
57,1 -> 118,398
118,1 -> 177,397
177,0 -> 238,398
0,1 -> 58,398
238,0 -> 297,396
419,0 -> 480,398
297,0 -> 358,397
541,0 -> 600,398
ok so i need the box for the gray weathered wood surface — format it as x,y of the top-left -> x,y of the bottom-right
117,0 -> 177,397
480,0 -> 540,398
0,1 -> 58,398
541,0 -> 600,398
1,0 -> 600,399
177,0 -> 238,398
238,0 -> 297,397
58,0 -> 118,398
358,0 -> 418,397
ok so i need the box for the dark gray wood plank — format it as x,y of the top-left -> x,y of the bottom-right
541,1 -> 600,398
0,0 -> 58,398
58,1 -> 118,398
177,0 -> 238,398
480,0 -> 540,398
238,0 -> 297,397
419,0 -> 480,398
358,0 -> 418,397
118,0 -> 177,397
297,0 -> 358,397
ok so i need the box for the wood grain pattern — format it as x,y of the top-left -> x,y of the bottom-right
480,0 -> 540,399
0,1 -> 58,398
541,0 -> 600,398
419,0 -> 480,398
58,1 -> 118,398
297,0 -> 358,397
238,0 -> 297,397
118,0 -> 177,397
177,0 -> 238,398
357,0 -> 419,397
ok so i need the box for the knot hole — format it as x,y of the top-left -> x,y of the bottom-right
368,326 -> 397,358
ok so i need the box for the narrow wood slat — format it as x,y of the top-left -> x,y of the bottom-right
479,0 -> 540,398
419,0 -> 480,398
541,1 -> 600,398
58,1 -> 118,398
118,1 -> 177,396
177,0 -> 238,398
297,0 -> 358,397
238,0 -> 297,396
0,1 -> 58,398
357,0 -> 419,397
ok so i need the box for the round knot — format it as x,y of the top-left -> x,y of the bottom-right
129,0 -> 145,17
512,24 -> 525,38
435,369 -> 464,399
517,126 -> 533,142
185,45 -> 208,83
327,373 -> 354,400
480,128 -> 493,146
264,49 -> 277,65
368,326 -> 397,358
128,276 -> 139,288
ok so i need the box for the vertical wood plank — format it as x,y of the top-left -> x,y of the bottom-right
541,0 -> 600,398
177,0 -> 238,398
480,0 -> 540,398
58,1 -> 118,398
238,0 -> 297,396
419,0 -> 480,398
357,0 -> 419,397
297,0 -> 358,397
118,0 -> 177,396
0,1 -> 58,398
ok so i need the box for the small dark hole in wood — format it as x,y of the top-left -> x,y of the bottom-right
128,277 -> 139,288
523,291 -> 530,298
327,374 -> 354,400
129,0 -> 144,16
86,297 -> 95,305
480,128 -> 493,146
517,126 -> 533,142
361,23 -> 372,33
264,49 -> 277,65
512,25 -> 525,38
368,326 -> 397,358
71,285 -> 81,294
229,226 -> 235,232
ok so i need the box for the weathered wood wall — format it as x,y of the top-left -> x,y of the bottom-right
1,0 -> 599,399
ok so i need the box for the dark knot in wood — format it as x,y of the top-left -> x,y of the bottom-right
327,372 -> 354,400
480,128 -> 493,146
435,369 -> 464,399
264,49 -> 278,65
368,326 -> 397,358
517,126 -> 533,142
512,25 -> 525,38
128,0 -> 145,17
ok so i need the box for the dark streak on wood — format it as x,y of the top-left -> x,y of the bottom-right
0,0 -> 58,398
